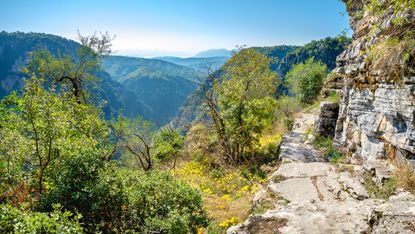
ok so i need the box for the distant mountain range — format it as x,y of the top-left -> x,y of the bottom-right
100,55 -> 231,124
193,49 -> 233,58
155,56 -> 228,73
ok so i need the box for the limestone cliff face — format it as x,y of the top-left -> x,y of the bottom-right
325,0 -> 415,162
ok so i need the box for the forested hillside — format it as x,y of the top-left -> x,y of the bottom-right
0,31 -> 152,119
102,56 -> 199,124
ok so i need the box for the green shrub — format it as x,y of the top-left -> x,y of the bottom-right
363,172 -> 396,199
325,91 -> 341,103
0,204 -> 82,234
312,135 -> 344,163
154,127 -> 185,162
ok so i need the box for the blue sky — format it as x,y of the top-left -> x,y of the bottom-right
1,0 -> 350,57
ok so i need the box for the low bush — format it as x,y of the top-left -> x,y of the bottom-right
312,135 -> 344,163
154,127 -> 185,162
286,58 -> 327,103
274,96 -> 302,132
363,172 -> 396,199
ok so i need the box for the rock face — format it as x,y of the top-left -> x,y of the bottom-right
325,0 -> 415,162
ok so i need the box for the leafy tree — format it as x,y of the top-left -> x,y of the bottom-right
174,36 -> 351,132
202,48 -> 278,163
23,32 -> 113,104
39,154 -> 125,233
286,58 -> 327,103
0,32 -> 208,233
0,33 -> 113,197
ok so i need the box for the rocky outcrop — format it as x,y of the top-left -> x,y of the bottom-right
324,0 -> 415,163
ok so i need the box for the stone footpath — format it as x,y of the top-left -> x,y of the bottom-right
228,113 -> 415,234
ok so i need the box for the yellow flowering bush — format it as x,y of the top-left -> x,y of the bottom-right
172,161 -> 263,231
219,217 -> 239,228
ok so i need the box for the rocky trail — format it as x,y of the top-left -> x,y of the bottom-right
228,112 -> 415,234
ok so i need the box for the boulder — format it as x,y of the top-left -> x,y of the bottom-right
315,102 -> 339,138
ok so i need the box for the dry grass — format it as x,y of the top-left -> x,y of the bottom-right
393,162 -> 415,194
364,35 -> 415,86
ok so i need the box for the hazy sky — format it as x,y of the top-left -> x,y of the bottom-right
1,0 -> 351,57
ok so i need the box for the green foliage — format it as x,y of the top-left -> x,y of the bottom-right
173,36 -> 350,132
0,32 -> 208,234
286,58 -> 327,103
38,154 -> 124,233
324,91 -> 341,103
40,157 -> 208,233
0,76 -> 111,197
0,204 -> 83,234
153,127 -> 185,162
0,91 -> 21,124
206,221 -> 223,234
364,0 -> 415,17
252,45 -> 299,71
278,36 -> 351,76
